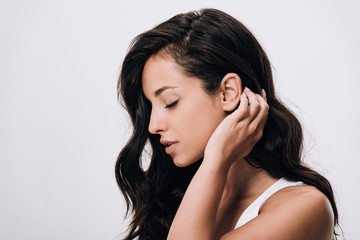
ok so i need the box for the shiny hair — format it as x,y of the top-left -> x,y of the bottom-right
116,8 -> 338,240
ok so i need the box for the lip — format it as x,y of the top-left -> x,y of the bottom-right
160,139 -> 178,155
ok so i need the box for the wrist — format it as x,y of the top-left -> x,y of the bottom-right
202,153 -> 232,176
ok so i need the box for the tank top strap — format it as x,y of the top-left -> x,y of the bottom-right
235,177 -> 305,229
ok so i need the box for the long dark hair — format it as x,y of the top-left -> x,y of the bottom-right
116,8 -> 338,240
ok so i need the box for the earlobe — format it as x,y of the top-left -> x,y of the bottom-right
220,73 -> 242,112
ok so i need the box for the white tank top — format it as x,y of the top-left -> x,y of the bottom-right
235,177 -> 305,229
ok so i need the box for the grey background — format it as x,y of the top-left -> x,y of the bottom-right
1,0 -> 359,239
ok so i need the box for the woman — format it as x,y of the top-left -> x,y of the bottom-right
116,8 -> 338,240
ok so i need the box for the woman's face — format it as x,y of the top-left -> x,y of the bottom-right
142,54 -> 226,167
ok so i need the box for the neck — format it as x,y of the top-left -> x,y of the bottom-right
221,158 -> 278,202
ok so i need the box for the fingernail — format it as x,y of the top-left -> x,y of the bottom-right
261,89 -> 266,98
242,92 -> 247,97
244,87 -> 250,91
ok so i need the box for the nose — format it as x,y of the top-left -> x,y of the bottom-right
148,109 -> 167,134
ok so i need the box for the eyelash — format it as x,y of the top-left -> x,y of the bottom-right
165,100 -> 178,109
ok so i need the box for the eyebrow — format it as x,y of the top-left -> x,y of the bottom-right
154,86 -> 178,97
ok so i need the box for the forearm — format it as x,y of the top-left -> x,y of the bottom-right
168,157 -> 229,240
167,89 -> 267,239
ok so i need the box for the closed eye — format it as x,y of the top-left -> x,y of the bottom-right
165,100 -> 178,109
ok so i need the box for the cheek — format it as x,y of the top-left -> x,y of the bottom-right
180,98 -> 224,158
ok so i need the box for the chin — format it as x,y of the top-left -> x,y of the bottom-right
172,158 -> 191,167
172,155 -> 202,168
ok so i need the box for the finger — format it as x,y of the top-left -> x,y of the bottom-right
232,91 -> 249,121
249,95 -> 269,134
244,87 -> 261,121
261,89 -> 267,102
256,93 -> 268,113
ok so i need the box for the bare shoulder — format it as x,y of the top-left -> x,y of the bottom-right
261,184 -> 334,217
262,184 -> 332,209
260,184 -> 335,239
220,184 -> 335,240
220,185 -> 335,240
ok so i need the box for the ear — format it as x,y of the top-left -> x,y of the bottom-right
218,73 -> 242,112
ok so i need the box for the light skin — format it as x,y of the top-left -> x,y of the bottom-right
142,54 -> 334,240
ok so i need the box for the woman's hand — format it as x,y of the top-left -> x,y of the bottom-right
204,87 -> 268,171
168,87 -> 268,240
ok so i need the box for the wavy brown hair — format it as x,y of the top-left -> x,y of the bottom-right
116,8 -> 338,240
